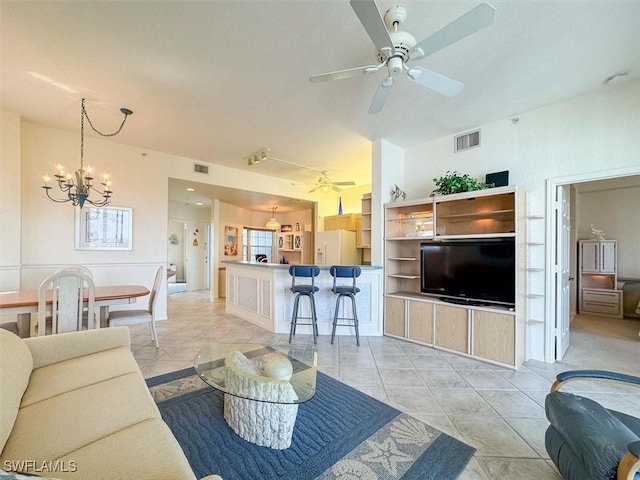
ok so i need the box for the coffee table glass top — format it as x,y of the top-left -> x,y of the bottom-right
194,343 -> 317,404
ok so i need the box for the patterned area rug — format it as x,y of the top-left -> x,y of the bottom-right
147,368 -> 475,480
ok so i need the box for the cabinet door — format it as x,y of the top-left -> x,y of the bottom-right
408,300 -> 433,344
293,234 -> 302,250
473,311 -> 515,365
324,216 -> 340,231
600,241 -> 616,273
384,297 -> 406,337
580,241 -> 599,273
434,304 -> 468,353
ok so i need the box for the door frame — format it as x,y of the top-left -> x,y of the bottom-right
544,165 -> 640,363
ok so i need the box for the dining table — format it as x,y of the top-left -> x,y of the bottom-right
0,285 -> 150,338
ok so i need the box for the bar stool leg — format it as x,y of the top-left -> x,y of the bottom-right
309,293 -> 318,344
289,294 -> 301,343
331,295 -> 340,344
350,293 -> 360,347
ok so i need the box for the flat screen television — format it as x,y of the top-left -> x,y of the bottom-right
420,239 -> 515,307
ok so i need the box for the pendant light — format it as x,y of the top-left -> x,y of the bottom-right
266,206 -> 280,231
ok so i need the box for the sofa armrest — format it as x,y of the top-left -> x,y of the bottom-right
618,442 -> 640,480
551,370 -> 640,393
24,327 -> 131,369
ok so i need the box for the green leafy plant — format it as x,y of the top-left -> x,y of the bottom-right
431,171 -> 487,196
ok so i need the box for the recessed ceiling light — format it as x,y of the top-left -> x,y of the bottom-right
603,72 -> 629,86
186,187 -> 195,192
196,202 -> 203,206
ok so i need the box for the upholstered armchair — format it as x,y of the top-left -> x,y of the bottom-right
545,370 -> 640,480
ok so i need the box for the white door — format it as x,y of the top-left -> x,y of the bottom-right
555,185 -> 571,360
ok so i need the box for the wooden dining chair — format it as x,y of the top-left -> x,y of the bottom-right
37,270 -> 97,336
54,265 -> 93,278
108,266 -> 163,348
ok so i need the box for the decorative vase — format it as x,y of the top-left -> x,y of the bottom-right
338,197 -> 343,215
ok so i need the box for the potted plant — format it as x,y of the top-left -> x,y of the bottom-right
431,171 -> 487,196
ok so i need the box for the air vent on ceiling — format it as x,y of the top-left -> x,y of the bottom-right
455,129 -> 480,152
193,163 -> 209,175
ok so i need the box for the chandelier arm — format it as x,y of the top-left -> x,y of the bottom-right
42,187 -> 73,203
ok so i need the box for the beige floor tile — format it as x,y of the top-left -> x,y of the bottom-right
459,457 -> 490,480
476,457 -> 561,479
339,365 -> 382,387
407,354 -> 453,369
386,387 -> 445,416
373,353 -> 414,369
431,389 -> 498,418
459,370 -> 518,390
378,368 -> 427,388
504,417 -> 552,458
477,390 -> 546,418
450,417 -> 538,457
417,369 -> 471,389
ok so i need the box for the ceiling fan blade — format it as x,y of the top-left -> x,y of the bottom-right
309,64 -> 381,83
407,67 -> 464,97
333,181 -> 357,186
308,185 -> 321,193
331,185 -> 344,193
350,0 -> 395,56
411,3 -> 496,60
368,76 -> 394,114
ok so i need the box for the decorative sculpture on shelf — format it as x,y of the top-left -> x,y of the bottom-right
390,184 -> 407,202
590,224 -> 605,240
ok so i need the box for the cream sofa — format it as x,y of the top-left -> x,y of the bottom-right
0,327 -> 221,480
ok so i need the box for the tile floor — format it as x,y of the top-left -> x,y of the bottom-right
129,291 -> 640,480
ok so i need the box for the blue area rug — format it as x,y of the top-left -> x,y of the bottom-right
147,368 -> 475,480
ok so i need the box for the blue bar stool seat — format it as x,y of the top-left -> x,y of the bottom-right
288,265 -> 320,344
329,266 -> 361,346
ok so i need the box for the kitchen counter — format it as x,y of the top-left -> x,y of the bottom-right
222,261 -> 383,337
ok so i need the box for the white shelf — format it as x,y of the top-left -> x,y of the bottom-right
388,273 -> 420,279
389,257 -> 418,261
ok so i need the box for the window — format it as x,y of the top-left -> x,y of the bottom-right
242,228 -> 275,262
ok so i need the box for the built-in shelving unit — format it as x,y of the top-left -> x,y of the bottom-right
384,185 -> 526,369
578,239 -> 622,317
277,232 -> 312,265
357,193 -> 371,248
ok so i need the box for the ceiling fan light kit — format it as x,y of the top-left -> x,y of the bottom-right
309,0 -> 496,113
246,149 -> 356,193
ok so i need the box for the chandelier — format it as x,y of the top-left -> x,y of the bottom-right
266,206 -> 280,231
42,98 -> 133,208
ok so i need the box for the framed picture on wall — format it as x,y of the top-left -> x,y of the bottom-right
224,226 -> 238,256
75,206 -> 132,250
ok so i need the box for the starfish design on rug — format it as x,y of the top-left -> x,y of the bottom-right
361,437 -> 413,476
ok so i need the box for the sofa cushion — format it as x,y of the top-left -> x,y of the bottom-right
0,371 -> 159,465
54,418 -> 196,480
0,329 -> 33,454
20,346 -> 139,408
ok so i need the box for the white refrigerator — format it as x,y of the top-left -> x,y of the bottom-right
315,230 -> 360,265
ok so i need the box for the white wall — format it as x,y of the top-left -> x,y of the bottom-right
168,201 -> 210,290
396,79 -> 640,361
1,111 -> 22,291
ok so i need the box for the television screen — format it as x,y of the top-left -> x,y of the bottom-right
420,239 -> 515,306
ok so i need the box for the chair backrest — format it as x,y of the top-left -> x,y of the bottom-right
38,270 -> 96,335
54,265 -> 93,278
330,266 -> 361,291
148,266 -> 164,317
289,265 -> 320,289
255,254 -> 268,263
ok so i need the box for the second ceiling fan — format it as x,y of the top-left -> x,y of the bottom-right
310,1 -> 496,114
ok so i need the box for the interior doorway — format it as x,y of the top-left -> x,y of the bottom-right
545,166 -> 640,363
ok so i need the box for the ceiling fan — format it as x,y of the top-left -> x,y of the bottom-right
246,149 -> 356,193
309,171 -> 356,193
309,1 -> 496,114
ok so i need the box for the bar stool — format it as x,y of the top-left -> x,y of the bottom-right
288,265 -> 320,344
329,266 -> 361,346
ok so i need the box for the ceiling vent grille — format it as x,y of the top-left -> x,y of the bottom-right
455,129 -> 480,152
193,163 -> 209,175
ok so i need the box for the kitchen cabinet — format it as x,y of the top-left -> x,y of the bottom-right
578,239 -> 622,317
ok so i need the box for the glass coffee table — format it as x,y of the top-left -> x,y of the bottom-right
194,343 -> 317,449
